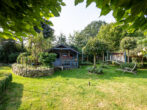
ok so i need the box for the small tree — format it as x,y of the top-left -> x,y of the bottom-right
83,38 -> 106,67
120,37 -> 137,62
27,32 -> 53,64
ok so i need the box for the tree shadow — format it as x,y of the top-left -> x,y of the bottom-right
36,66 -> 147,80
0,82 -> 23,110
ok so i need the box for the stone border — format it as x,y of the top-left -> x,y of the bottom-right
12,63 -> 54,77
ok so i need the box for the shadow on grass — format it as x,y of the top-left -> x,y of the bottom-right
36,66 -> 147,80
0,82 -> 23,110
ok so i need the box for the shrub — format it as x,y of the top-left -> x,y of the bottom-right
80,61 -> 93,65
8,52 -> 19,63
0,73 -> 12,95
38,52 -> 57,66
120,62 -> 137,70
88,66 -> 103,74
17,52 -> 30,64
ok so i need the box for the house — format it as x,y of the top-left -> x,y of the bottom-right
109,52 -> 126,62
47,44 -> 79,69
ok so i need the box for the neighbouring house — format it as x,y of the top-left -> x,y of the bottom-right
109,52 -> 126,62
47,44 -> 79,69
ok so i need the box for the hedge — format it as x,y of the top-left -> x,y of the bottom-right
0,73 -> 12,95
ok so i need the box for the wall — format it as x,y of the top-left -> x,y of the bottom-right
12,64 -> 54,77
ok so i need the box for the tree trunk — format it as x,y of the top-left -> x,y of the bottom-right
128,50 -> 129,63
102,51 -> 104,62
93,54 -> 96,67
142,56 -> 144,65
87,55 -> 89,62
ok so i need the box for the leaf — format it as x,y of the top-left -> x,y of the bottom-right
100,5 -> 111,16
116,8 -> 125,21
95,0 -> 103,8
86,0 -> 94,7
61,2 -> 66,6
75,0 -> 84,5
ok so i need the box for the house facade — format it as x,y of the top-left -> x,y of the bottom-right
47,44 -> 79,69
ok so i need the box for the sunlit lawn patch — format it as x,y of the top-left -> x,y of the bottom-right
0,66 -> 147,110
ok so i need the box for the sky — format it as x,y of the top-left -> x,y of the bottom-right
50,0 -> 116,37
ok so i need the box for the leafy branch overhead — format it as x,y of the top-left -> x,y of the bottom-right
0,0 -> 65,39
75,0 -> 147,33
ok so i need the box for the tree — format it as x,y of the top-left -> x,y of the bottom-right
97,23 -> 125,51
0,39 -> 22,63
97,23 -> 145,51
0,0 -> 65,39
27,32 -> 53,63
34,22 -> 54,39
120,37 -> 137,62
56,33 -> 67,45
75,0 -> 147,33
70,21 -> 106,51
83,38 -> 107,67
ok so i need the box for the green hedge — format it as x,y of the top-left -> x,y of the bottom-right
0,73 -> 12,94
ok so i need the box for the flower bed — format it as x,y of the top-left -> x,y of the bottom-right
12,63 -> 54,77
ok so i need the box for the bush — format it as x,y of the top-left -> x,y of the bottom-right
120,62 -> 137,70
80,61 -> 93,65
0,73 -> 12,95
38,52 -> 57,66
88,66 -> 103,74
8,52 -> 19,63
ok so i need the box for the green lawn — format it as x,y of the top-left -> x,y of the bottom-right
0,66 -> 147,110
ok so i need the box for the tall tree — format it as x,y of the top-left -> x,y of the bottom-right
120,37 -> 137,62
83,38 -> 107,67
97,23 -> 145,51
70,21 -> 106,51
75,0 -> 147,33
56,33 -> 67,45
0,0 -> 65,39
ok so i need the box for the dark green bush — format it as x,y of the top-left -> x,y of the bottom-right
0,73 -> 12,95
8,52 -> 20,63
38,52 -> 57,66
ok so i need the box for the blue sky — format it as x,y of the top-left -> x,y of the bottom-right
50,0 -> 115,36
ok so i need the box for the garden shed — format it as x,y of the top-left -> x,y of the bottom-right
47,44 -> 79,69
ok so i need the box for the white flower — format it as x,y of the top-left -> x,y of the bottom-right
138,52 -> 142,56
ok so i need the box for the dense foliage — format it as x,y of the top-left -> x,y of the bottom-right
69,21 -> 106,51
0,0 -> 65,39
27,32 -> 53,63
75,0 -> 147,33
0,39 -> 22,63
97,23 -> 145,51
0,73 -> 12,95
38,52 -> 57,66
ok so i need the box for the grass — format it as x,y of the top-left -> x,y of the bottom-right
0,65 -> 147,110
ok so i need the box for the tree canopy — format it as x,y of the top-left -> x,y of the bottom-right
120,37 -> 137,62
0,0 -> 65,39
69,21 -> 106,51
75,0 -> 147,33
83,38 -> 107,66
56,33 -> 67,45
97,23 -> 145,51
